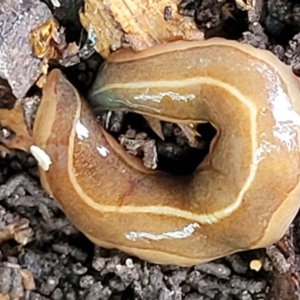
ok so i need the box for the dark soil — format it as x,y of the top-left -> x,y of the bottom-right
1,0 -> 300,299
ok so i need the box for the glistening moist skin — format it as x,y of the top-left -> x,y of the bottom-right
31,38 -> 300,266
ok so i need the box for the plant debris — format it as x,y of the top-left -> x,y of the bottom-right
0,102 -> 33,152
79,0 -> 204,58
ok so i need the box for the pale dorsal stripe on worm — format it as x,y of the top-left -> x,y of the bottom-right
71,77 -> 257,225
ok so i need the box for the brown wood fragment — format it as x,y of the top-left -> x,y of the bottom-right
79,0 -> 204,58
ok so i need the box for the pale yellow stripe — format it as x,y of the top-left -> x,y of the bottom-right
69,78 -> 258,224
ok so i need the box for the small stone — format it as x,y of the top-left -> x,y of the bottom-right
79,275 -> 94,289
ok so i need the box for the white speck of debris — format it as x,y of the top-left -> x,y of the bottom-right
96,145 -> 109,157
125,223 -> 200,241
249,259 -> 262,272
30,145 -> 52,171
105,111 -> 112,129
51,0 -> 61,7
125,258 -> 134,268
75,120 -> 90,140
47,278 -> 56,285
5,262 -> 20,269
1,128 -> 10,138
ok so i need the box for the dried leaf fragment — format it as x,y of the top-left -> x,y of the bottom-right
29,19 -> 60,59
178,123 -> 202,148
0,102 -> 33,151
30,18 -> 81,67
20,269 -> 36,291
143,116 -> 165,140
